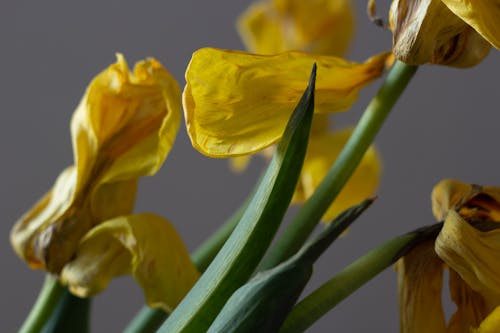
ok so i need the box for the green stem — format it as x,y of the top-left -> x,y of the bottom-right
19,275 -> 66,333
260,61 -> 418,270
279,222 -> 443,333
41,290 -> 90,333
123,203 -> 246,333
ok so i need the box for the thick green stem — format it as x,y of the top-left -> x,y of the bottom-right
260,61 -> 418,270
279,223 -> 443,333
123,204 -> 246,333
19,275 -> 65,333
41,290 -> 90,333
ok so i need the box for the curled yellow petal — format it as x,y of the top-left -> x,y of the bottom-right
431,179 -> 481,221
292,127 -> 381,222
395,239 -> 446,333
71,53 -> 181,189
183,48 -> 390,157
441,0 -> 500,49
431,179 -> 500,224
389,0 -> 491,67
237,0 -> 354,56
435,210 -> 500,304
11,166 -> 78,269
11,54 -> 181,273
61,214 -> 199,312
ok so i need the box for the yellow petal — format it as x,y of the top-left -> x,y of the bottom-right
395,239 -> 446,333
183,48 -> 390,157
229,155 -> 253,173
441,0 -> 500,49
237,0 -> 354,56
435,210 -> 500,303
447,269 -> 491,333
389,0 -> 491,67
292,127 -> 381,222
431,179 -> 481,221
431,179 -> 500,223
472,306 -> 500,333
237,2 -> 288,55
61,214 -> 199,312
10,166 -> 77,269
71,53 -> 181,190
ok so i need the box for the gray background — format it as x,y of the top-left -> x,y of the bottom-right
1,1 -> 498,332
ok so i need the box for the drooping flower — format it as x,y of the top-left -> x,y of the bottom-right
396,179 -> 500,332
11,54 -> 199,310
183,47 -> 390,157
389,0 -> 497,67
237,0 -> 354,56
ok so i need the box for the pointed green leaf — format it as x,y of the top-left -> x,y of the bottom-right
158,65 -> 317,333
207,199 -> 374,333
280,222 -> 443,333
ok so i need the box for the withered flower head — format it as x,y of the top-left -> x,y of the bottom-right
397,179 -> 500,332
389,0 -> 493,67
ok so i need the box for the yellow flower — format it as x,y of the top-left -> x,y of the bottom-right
389,0 -> 495,67
396,179 -> 500,332
11,55 -> 198,310
233,1 -> 383,222
237,0 -> 354,56
183,47 -> 391,157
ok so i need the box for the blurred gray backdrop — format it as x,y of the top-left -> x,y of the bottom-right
1,1 -> 498,332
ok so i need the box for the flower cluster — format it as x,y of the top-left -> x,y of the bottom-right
11,0 -> 500,332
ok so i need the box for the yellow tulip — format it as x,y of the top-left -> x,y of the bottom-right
183,47 -> 390,157
237,0 -> 354,56
396,179 -> 500,332
389,0 -> 495,67
10,54 -> 198,310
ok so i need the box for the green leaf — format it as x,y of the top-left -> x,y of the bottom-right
259,61 -> 418,270
123,201 -> 248,333
279,222 -> 443,333
158,64 -> 317,333
207,199 -> 374,333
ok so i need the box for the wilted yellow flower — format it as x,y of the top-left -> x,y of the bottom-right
183,47 -> 390,157
389,0 -> 495,67
10,55 -> 198,310
237,0 -> 354,56
396,179 -> 500,332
